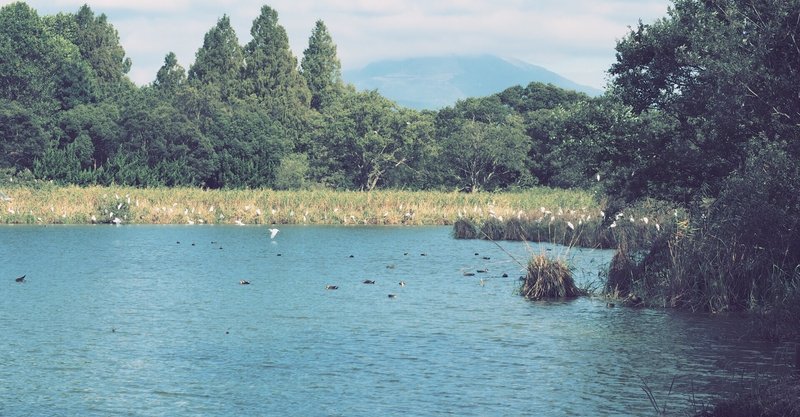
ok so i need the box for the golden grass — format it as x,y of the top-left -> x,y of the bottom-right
0,185 -> 600,225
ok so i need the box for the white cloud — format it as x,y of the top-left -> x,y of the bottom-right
44,0 -> 192,12
2,0 -> 670,88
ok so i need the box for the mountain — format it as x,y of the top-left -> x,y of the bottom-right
342,54 -> 603,110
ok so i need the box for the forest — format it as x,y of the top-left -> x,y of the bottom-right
2,0 -> 800,315
0,1 -> 590,192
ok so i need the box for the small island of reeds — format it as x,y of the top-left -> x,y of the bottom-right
520,254 -> 584,300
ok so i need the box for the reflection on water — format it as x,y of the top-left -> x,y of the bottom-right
0,225 -> 790,416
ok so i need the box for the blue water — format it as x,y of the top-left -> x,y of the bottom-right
0,225 -> 787,416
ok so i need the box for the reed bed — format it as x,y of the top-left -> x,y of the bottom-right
0,184 -> 598,226
453,198 -> 679,250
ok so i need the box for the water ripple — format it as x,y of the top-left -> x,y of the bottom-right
0,225 -> 788,416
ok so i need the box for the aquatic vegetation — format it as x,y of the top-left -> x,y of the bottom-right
519,254 -> 584,300
452,198 -> 674,249
453,218 -> 478,239
699,375 -> 800,417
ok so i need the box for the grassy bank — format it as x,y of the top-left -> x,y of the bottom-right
0,184 -> 598,226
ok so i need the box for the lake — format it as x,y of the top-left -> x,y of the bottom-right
0,225 -> 788,416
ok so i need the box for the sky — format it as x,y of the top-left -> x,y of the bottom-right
4,0 -> 671,90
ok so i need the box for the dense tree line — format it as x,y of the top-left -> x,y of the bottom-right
0,2 -> 589,192
2,1 -> 799,213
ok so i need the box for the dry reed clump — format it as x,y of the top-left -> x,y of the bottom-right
503,218 -> 529,241
453,218 -> 477,239
479,218 -> 505,240
606,246 -> 637,298
520,254 -> 584,300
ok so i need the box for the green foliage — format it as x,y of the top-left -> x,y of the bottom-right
96,192 -> 131,223
0,99 -> 47,170
301,20 -> 344,111
0,2 -> 95,111
187,15 -> 243,101
274,153 -> 310,190
311,90 -> 415,190
44,4 -> 131,98
242,5 -> 310,111
609,0 -> 800,202
1,3 -> 603,191
435,97 -> 532,191
154,52 -> 186,92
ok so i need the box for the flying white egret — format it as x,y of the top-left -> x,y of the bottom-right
269,228 -> 279,239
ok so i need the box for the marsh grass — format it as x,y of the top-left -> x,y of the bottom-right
454,198 -> 676,250
698,374 -> 800,417
453,218 -> 478,239
520,254 -> 584,300
0,184 -> 597,226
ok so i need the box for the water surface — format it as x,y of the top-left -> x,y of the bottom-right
0,225 -> 787,416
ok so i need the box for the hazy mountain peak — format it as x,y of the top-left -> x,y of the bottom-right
343,54 -> 602,110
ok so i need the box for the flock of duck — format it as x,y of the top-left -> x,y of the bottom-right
10,226 -> 506,302
321,279 -> 407,298
225,226 -> 503,299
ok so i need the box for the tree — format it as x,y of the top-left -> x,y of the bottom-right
497,82 -> 587,113
55,102 -> 121,170
188,15 -> 244,101
274,153 -> 310,189
117,89 -> 214,186
301,20 -> 344,111
0,2 -> 93,112
608,0 -> 800,202
208,98 -> 291,188
242,5 -> 310,109
154,52 -> 186,92
433,97 -> 531,191
439,116 -> 530,192
0,99 -> 47,170
311,91 -> 417,190
44,5 -> 131,97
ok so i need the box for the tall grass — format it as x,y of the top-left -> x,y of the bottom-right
520,254 -> 584,300
453,197 -> 677,249
0,184 -> 597,226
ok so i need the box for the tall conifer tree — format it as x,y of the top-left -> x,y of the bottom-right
242,5 -> 309,108
188,15 -> 243,100
301,20 -> 343,111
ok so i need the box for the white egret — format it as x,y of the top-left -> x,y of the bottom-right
269,228 -> 279,239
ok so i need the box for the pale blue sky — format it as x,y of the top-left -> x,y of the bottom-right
3,0 -> 671,89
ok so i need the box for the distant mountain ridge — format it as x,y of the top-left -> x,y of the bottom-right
342,54 -> 603,110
